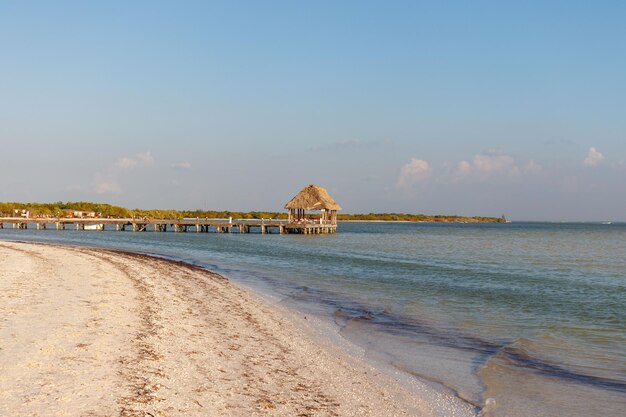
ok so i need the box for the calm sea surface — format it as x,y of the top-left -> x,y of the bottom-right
2,221 -> 625,416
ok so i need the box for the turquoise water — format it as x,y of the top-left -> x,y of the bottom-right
1,222 -> 625,416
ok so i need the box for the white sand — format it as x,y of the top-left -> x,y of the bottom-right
0,241 -> 475,416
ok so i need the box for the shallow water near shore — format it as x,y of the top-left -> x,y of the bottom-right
2,221 -> 625,416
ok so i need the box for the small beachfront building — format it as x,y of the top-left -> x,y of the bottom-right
62,209 -> 97,218
284,184 -> 342,224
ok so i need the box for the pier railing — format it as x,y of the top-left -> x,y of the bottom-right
0,217 -> 336,235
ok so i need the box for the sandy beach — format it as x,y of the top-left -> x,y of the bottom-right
0,241 -> 474,417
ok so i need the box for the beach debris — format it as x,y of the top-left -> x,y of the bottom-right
256,397 -> 277,409
479,397 -> 497,417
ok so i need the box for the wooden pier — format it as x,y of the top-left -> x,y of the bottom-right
0,218 -> 337,235
0,185 -> 342,236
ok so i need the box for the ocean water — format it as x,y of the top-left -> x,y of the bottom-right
1,221 -> 624,416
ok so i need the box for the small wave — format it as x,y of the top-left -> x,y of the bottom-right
336,303 -> 626,394
390,361 -> 483,413
495,339 -> 626,392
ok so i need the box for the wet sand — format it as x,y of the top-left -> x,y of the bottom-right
0,241 -> 475,416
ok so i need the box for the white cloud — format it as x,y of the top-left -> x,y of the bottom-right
522,159 -> 543,174
137,151 -> 154,165
399,151 -> 545,190
94,151 -> 155,194
472,153 -> 519,176
115,151 -> 154,170
456,160 -> 472,176
116,157 -> 137,170
448,160 -> 472,183
450,152 -> 542,182
583,147 -> 603,167
170,161 -> 192,170
397,158 -> 431,188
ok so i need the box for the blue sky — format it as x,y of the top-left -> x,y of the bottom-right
1,1 -> 624,220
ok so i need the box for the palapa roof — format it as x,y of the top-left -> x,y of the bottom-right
284,185 -> 342,211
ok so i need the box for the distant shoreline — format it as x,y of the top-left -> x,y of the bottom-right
338,219 -> 505,223
1,202 -> 504,224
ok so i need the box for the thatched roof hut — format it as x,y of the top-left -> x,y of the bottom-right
284,185 -> 341,224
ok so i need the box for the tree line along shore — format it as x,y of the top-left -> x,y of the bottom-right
0,202 -> 505,223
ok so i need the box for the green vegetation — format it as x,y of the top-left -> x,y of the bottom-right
0,202 -> 285,220
0,202 -> 504,223
1,201 -> 130,218
337,212 -> 504,222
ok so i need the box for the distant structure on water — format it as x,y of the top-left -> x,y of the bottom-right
284,184 -> 341,226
